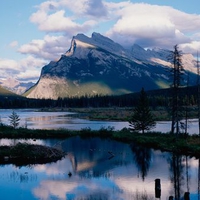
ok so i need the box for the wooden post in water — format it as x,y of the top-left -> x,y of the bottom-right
155,178 -> 161,198
184,192 -> 190,200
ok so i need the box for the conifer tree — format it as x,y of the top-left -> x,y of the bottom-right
9,111 -> 20,129
129,88 -> 156,133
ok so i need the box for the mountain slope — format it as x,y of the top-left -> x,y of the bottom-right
0,85 -> 24,101
24,32 -> 198,99
0,77 -> 34,95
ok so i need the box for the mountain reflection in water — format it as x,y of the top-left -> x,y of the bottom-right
0,136 -> 199,200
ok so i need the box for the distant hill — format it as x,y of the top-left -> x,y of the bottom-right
0,85 -> 20,97
24,32 -> 198,100
0,77 -> 34,95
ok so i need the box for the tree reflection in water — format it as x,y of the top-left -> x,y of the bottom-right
5,170 -> 38,183
133,190 -> 154,200
130,143 -> 152,181
2,137 -> 200,200
198,159 -> 200,200
168,153 -> 190,200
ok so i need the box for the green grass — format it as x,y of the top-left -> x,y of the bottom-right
0,124 -> 200,158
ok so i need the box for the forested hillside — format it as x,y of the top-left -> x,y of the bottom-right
0,85 -> 198,109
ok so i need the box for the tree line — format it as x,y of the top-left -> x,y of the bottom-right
0,86 -> 199,109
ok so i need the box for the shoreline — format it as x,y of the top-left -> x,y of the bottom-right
0,125 -> 199,160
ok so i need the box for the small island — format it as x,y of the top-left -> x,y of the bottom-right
0,142 -> 66,166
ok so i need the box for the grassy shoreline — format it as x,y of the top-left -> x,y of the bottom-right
44,106 -> 198,121
0,125 -> 200,159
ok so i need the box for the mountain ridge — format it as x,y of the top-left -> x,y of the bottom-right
24,32 -> 198,99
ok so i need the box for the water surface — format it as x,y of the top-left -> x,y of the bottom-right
0,109 -> 200,199
0,137 -> 199,200
0,109 -> 199,134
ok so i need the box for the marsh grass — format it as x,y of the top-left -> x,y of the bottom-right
0,124 -> 200,158
66,106 -> 200,121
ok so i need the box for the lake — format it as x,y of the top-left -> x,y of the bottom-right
0,109 -> 200,200
0,136 -> 199,200
0,109 -> 200,134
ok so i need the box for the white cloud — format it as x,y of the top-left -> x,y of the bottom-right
30,1 -> 97,34
59,0 -> 93,17
0,56 -> 46,82
180,41 -> 200,55
30,1 -> 200,54
0,59 -> 22,81
0,59 -> 20,71
18,56 -> 47,81
18,35 -> 70,60
20,55 -> 46,69
4,0 -> 200,84
106,3 -> 200,50
31,10 -> 86,33
34,0 -> 59,12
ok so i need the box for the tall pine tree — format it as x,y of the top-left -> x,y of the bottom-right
129,88 -> 156,133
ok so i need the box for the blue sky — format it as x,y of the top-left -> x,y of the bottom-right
1,0 -> 200,83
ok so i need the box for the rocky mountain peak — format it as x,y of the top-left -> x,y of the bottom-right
64,32 -> 127,59
24,32 -> 198,99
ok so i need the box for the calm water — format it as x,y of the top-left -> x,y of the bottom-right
0,136 -> 199,200
0,109 -> 129,131
0,109 -> 200,200
0,109 -> 199,134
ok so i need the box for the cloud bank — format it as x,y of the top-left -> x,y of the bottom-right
106,3 -> 200,50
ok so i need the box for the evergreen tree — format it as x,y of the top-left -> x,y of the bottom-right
9,111 -> 20,129
129,88 -> 156,133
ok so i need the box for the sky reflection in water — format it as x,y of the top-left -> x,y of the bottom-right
0,110 -> 200,199
0,137 -> 199,200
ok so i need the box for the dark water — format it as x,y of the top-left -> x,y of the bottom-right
0,136 -> 199,200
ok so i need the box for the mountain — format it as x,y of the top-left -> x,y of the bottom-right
24,32 -> 198,99
0,77 -> 35,95
0,85 -> 22,98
